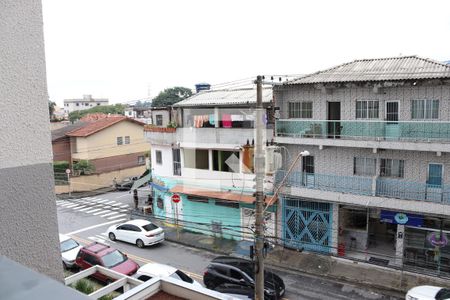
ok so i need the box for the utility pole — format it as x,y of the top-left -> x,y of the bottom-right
254,75 -> 265,300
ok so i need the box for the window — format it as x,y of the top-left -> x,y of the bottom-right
356,100 -> 379,119
82,253 -> 99,266
60,239 -> 79,252
85,103 -> 89,106
187,195 -> 209,203
76,102 -> 79,106
302,156 -> 314,174
173,149 -> 181,176
117,136 -> 123,145
411,100 -> 439,119
101,250 -> 127,268
288,102 -> 312,118
138,275 -> 152,281
155,150 -> 162,165
353,157 -> 376,176
215,200 -> 239,209
142,223 -> 159,231
128,225 -> 141,232
138,156 -> 145,165
213,150 -> 240,173
156,114 -> 163,126
230,269 -> 245,280
172,270 -> 194,284
183,149 -> 209,169
380,158 -> 404,178
125,136 -> 130,144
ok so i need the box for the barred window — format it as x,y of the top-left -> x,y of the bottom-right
380,158 -> 404,178
411,100 -> 439,119
116,136 -> 123,145
125,136 -> 130,144
288,102 -> 312,118
353,157 -> 376,176
155,150 -> 162,165
356,100 -> 379,119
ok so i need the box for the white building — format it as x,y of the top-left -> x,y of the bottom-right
274,56 -> 450,276
64,94 -> 109,114
145,88 -> 279,241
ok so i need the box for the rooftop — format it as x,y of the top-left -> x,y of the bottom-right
287,55 -> 450,85
173,88 -> 272,107
66,116 -> 145,137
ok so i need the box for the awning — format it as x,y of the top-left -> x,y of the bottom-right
170,186 -> 277,206
170,185 -> 258,204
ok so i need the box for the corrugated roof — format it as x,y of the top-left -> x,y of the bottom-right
51,121 -> 88,141
173,88 -> 272,107
288,56 -> 450,85
66,116 -> 144,137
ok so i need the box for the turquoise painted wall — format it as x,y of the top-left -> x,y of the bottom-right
181,194 -> 242,240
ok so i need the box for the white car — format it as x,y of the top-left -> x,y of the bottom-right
406,285 -> 450,300
107,219 -> 164,248
59,234 -> 83,268
135,262 -> 202,288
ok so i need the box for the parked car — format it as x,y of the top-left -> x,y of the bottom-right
213,283 -> 254,299
135,262 -> 202,287
75,242 -> 139,282
59,234 -> 83,269
406,286 -> 450,300
107,219 -> 164,248
203,256 -> 285,300
115,176 -> 139,191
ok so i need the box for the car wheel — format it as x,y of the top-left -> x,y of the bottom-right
136,239 -> 145,248
109,232 -> 116,241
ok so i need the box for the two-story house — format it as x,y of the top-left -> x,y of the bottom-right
274,56 -> 450,275
145,88 -> 279,240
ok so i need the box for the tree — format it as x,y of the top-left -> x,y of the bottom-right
151,87 -> 192,107
48,101 -> 56,120
72,160 -> 95,175
69,104 -> 125,122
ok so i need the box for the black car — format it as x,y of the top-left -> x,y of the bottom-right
203,256 -> 285,300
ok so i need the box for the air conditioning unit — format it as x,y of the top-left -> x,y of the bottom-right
265,146 -> 282,175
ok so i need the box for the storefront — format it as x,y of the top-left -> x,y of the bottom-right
404,217 -> 450,275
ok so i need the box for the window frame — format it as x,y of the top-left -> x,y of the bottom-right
156,114 -> 163,126
155,150 -> 162,165
137,155 -> 145,165
353,157 -> 376,176
288,101 -> 313,119
380,158 -> 404,178
356,100 -> 379,119
411,99 -> 439,120
124,136 -> 130,144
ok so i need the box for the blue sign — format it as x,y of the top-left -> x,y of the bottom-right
380,210 -> 423,227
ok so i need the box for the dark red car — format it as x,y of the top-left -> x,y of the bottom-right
75,242 -> 139,282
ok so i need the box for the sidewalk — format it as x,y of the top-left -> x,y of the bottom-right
56,187 -> 116,200
130,211 -> 449,295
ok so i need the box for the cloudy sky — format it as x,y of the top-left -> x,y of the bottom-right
42,0 -> 450,106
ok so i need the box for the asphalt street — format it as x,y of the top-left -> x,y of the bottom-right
56,190 -> 402,300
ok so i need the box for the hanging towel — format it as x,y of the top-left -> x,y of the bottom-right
222,114 -> 232,128
209,114 -> 215,126
231,114 -> 244,121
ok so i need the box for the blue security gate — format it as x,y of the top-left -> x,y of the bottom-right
283,197 -> 333,253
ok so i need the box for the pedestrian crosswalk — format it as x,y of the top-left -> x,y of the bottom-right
56,196 -> 131,219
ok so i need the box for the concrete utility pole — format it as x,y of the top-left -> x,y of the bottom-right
254,75 -> 265,300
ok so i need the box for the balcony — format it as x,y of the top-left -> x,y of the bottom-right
275,120 -> 450,152
145,127 -> 273,148
276,170 -> 450,205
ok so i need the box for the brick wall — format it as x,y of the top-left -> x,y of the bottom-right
90,152 -> 147,173
52,137 -> 71,162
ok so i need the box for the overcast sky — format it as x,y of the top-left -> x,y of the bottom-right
42,0 -> 450,106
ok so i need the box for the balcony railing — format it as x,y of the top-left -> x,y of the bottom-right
276,119 -> 450,142
276,170 -> 450,204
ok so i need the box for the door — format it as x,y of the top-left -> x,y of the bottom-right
385,101 -> 400,139
302,156 -> 315,187
115,225 -> 129,241
426,163 -> 443,202
125,224 -> 141,243
327,102 -> 341,138
173,149 -> 182,176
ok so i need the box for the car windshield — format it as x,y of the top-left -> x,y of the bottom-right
142,223 -> 159,231
170,270 -> 194,284
436,288 -> 450,300
102,250 -> 127,268
60,238 -> 79,252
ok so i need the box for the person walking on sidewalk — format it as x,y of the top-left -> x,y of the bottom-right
133,189 -> 138,209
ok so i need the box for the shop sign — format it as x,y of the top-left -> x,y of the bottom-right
427,232 -> 448,247
380,210 -> 423,227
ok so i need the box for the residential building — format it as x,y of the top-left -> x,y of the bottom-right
145,88 -> 279,240
64,94 -> 109,114
0,0 -> 63,281
274,56 -> 450,275
151,107 -> 173,127
51,116 -> 148,191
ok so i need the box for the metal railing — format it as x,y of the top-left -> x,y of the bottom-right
276,170 -> 450,204
276,119 -> 450,141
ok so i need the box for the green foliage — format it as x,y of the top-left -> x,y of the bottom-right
167,121 -> 178,128
53,161 -> 69,172
69,104 -> 125,122
151,87 -> 192,107
73,279 -> 94,294
73,160 -> 95,175
134,100 -> 152,108
49,101 -> 56,119
99,295 -> 114,300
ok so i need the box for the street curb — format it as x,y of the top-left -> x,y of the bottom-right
56,187 -> 116,200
